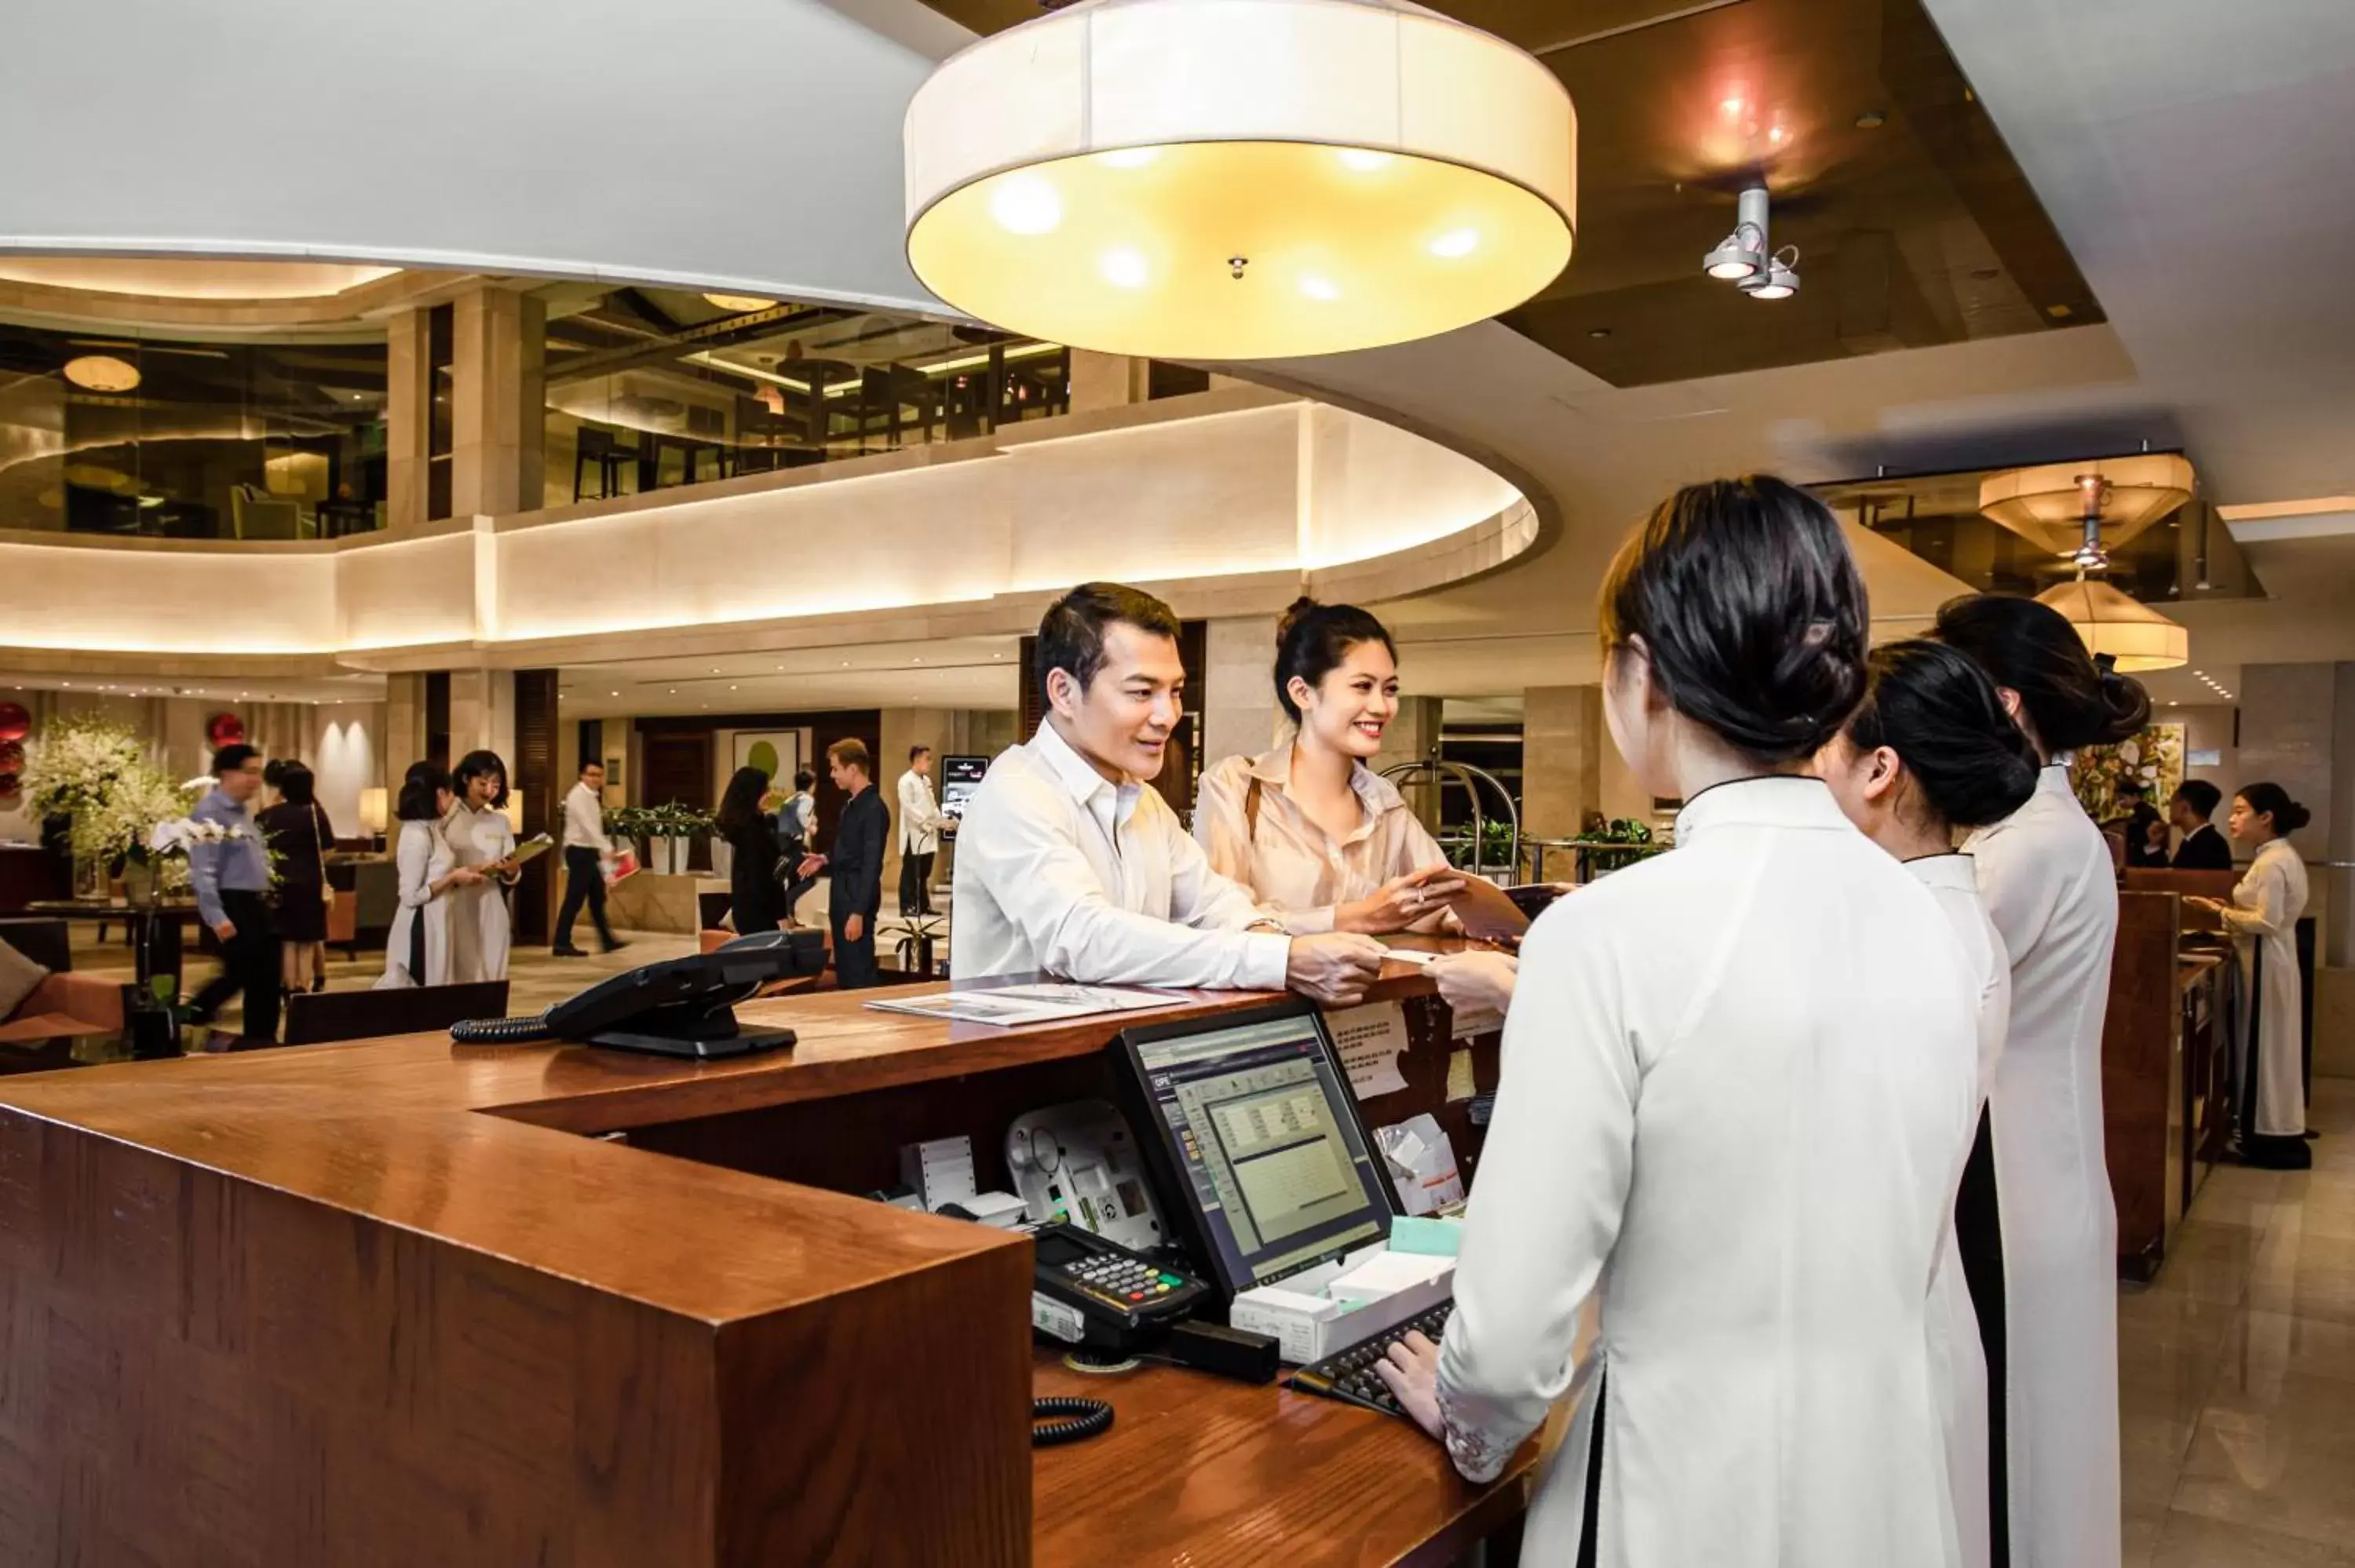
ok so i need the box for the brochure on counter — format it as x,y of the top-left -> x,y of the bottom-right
863,983 -> 1189,1028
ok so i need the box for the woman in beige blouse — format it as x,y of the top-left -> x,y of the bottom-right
1194,598 -> 1464,932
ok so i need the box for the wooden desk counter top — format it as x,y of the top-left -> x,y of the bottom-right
0,956 -> 1522,1566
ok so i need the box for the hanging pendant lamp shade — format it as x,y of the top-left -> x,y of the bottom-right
1978,454 -> 2194,557
902,0 -> 1576,360
2034,577 -> 2189,673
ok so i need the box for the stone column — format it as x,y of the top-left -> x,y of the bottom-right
451,287 -> 546,518
879,707 -> 957,912
1067,350 -> 1144,412
1373,695 -> 1445,829
383,308 -> 433,532
382,673 -> 427,795
1201,616 -> 1281,770
1521,685 -> 1605,843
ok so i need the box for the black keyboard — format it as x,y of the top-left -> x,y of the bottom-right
1283,1300 -> 1454,1416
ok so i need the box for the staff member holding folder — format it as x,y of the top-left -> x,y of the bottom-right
952,582 -> 1387,1004
1195,597 -> 1462,931
1375,476 -> 1981,1566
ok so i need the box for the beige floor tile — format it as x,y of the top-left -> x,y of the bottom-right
2176,1370 -> 2355,1550
2247,1228 -> 2355,1328
2152,1217 -> 2273,1306
2151,1510 -> 2355,1566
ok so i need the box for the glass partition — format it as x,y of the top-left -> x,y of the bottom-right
541,286 -> 1070,507
0,321 -> 388,538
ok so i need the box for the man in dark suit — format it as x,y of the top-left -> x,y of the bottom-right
2116,779 -> 2170,867
2170,779 -> 2234,869
799,738 -> 888,988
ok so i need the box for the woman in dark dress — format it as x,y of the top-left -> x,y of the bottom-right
715,765 -> 785,937
257,761 -> 336,994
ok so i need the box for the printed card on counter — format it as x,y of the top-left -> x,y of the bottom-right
1327,999 -> 1411,1099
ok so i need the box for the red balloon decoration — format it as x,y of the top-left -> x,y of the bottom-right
0,702 -> 29,742
207,712 -> 246,746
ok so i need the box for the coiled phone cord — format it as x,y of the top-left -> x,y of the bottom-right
1031,1397 -> 1114,1447
448,1012 -> 557,1045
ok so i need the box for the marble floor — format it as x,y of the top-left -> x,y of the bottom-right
49,922 -> 2355,1563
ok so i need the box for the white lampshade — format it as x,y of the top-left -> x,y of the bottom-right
903,0 -> 1577,360
2035,578 -> 2189,673
357,786 -> 388,834
1979,454 -> 2195,557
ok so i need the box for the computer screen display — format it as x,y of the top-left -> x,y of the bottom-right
1122,1006 -> 1393,1295
940,755 -> 988,821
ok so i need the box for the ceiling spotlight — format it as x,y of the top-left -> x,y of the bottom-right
1703,185 -> 1772,281
64,354 -> 141,392
1740,246 -> 1802,301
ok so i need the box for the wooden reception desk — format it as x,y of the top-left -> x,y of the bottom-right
0,955 -> 1533,1566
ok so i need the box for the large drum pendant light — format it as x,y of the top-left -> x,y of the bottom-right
902,0 -> 1576,360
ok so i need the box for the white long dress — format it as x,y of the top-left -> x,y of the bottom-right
377,819 -> 455,990
2221,837 -> 2309,1136
1911,854 -> 2013,1568
1963,762 -> 2123,1566
444,804 -> 516,983
1435,777 -> 1981,1566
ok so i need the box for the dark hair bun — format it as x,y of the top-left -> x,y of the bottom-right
1272,598 -> 1397,724
1599,474 -> 1868,762
2238,782 -> 2311,834
1845,640 -> 2040,830
1934,594 -> 2151,752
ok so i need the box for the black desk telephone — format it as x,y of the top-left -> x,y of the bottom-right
447,928 -> 825,1056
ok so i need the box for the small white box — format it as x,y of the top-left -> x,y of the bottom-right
962,1191 -> 1029,1228
1229,1243 -> 1456,1364
900,1136 -> 977,1211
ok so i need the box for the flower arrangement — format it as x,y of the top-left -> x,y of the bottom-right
144,816 -> 256,858
16,714 -> 148,822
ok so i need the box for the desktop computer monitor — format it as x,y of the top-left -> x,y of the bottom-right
1116,1002 -> 1395,1300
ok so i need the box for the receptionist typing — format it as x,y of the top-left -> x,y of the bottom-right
951,582 -> 1389,1005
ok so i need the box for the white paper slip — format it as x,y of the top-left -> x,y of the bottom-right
1327,1000 -> 1411,1098
1379,946 -> 1442,968
864,983 -> 1185,1028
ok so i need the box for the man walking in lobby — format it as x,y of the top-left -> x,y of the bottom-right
896,744 -> 944,917
553,760 -> 626,957
186,743 -> 281,1044
800,738 -> 888,988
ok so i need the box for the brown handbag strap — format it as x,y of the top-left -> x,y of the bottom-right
1243,776 -> 1263,844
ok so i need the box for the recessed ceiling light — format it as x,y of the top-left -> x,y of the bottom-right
63,354 -> 141,392
1855,109 -> 1886,129
988,173 -> 1063,235
1587,326 -> 1612,339
703,293 -> 778,313
1097,248 -> 1150,290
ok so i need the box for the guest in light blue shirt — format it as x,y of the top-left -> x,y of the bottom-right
187,744 -> 280,1042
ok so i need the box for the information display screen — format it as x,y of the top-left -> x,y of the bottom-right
940,755 -> 989,821
1122,1007 -> 1392,1294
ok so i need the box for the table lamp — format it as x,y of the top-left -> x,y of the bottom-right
502,789 -> 526,834
358,787 -> 388,837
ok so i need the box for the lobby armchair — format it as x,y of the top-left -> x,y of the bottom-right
0,919 -> 127,1074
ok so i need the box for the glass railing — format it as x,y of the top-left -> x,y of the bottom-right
542,288 -> 1072,509
0,320 -> 389,538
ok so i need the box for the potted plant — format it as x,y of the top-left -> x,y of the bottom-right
137,812 -> 258,905
1568,817 -> 1658,881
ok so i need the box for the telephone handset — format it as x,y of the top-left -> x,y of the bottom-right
1028,1220 -> 1211,1352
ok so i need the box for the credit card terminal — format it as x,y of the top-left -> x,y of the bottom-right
1028,1220 -> 1211,1353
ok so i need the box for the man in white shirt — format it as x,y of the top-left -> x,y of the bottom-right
896,745 -> 945,917
553,760 -> 625,957
952,582 -> 1386,1003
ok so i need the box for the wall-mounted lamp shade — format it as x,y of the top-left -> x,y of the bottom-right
1979,454 -> 2195,557
357,787 -> 389,835
62,354 -> 141,393
502,789 -> 527,835
904,0 -> 1576,359
2034,578 -> 2189,672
